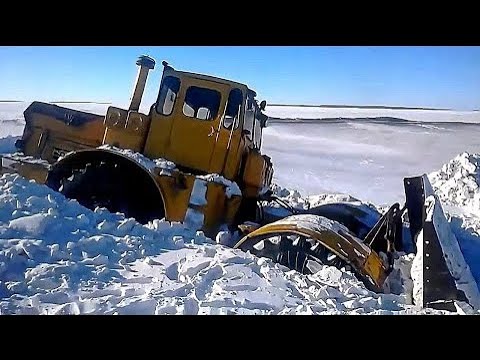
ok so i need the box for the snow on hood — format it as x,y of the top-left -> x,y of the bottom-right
0,173 -> 450,315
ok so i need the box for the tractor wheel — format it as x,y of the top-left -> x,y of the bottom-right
251,234 -> 348,275
47,154 -> 165,224
241,232 -> 380,292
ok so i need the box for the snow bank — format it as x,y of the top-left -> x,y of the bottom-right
429,152 -> 480,216
0,173 -> 199,313
0,173 -> 450,315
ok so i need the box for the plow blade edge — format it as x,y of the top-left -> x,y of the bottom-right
404,175 -> 480,311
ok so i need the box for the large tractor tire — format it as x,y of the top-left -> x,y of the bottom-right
46,150 -> 165,224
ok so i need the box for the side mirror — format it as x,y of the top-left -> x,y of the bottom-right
258,112 -> 269,128
260,100 -> 267,111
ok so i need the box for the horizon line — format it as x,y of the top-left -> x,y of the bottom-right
0,100 -> 476,112
268,104 -> 454,111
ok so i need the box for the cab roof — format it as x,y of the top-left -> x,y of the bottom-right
163,65 -> 257,98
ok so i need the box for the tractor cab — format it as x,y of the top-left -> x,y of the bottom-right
143,62 -> 269,182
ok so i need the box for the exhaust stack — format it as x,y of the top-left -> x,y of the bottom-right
129,55 -> 156,112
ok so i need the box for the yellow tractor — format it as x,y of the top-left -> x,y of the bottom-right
1,55 -> 478,311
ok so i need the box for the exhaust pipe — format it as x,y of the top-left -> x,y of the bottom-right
129,55 -> 156,112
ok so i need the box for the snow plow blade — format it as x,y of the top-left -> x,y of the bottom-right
404,175 -> 480,311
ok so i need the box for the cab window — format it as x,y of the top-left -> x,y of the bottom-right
223,88 -> 243,129
156,76 -> 180,116
182,86 -> 221,121
243,95 -> 255,140
254,116 -> 262,149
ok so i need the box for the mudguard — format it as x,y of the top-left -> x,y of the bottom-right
404,175 -> 480,311
262,200 -> 382,239
234,214 -> 388,292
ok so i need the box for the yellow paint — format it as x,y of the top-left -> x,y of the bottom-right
233,217 -> 388,289
21,108 -> 105,162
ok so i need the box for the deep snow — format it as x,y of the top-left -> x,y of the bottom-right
0,173 -> 447,315
1,102 -> 480,315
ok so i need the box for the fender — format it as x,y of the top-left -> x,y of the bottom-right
46,147 -> 167,221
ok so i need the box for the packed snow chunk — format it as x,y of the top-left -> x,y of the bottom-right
197,173 -> 242,198
8,213 -> 53,236
190,179 -> 208,206
216,231 -> 232,246
386,252 -> 415,304
184,209 -> 205,231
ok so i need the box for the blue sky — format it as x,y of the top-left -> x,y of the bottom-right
1,46 -> 479,110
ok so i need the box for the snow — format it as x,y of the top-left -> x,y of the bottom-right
428,152 -> 480,215
411,230 -> 424,307
98,145 -> 177,175
263,111 -> 480,207
2,101 -> 480,315
190,180 -> 208,206
197,173 -> 242,198
0,173 -> 450,315
265,105 -> 480,124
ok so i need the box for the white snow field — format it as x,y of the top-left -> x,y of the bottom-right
1,101 -> 480,315
264,106 -> 480,207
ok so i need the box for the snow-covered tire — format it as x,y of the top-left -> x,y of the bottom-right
46,151 -> 165,224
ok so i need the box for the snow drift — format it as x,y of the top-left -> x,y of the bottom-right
0,173 -> 449,315
429,152 -> 480,215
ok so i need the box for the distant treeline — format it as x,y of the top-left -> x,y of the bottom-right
268,104 -> 451,111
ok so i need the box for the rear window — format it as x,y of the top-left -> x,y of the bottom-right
156,76 -> 180,116
182,86 -> 221,121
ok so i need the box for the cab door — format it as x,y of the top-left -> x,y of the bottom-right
144,74 -> 181,159
209,87 -> 245,177
166,78 -> 228,173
